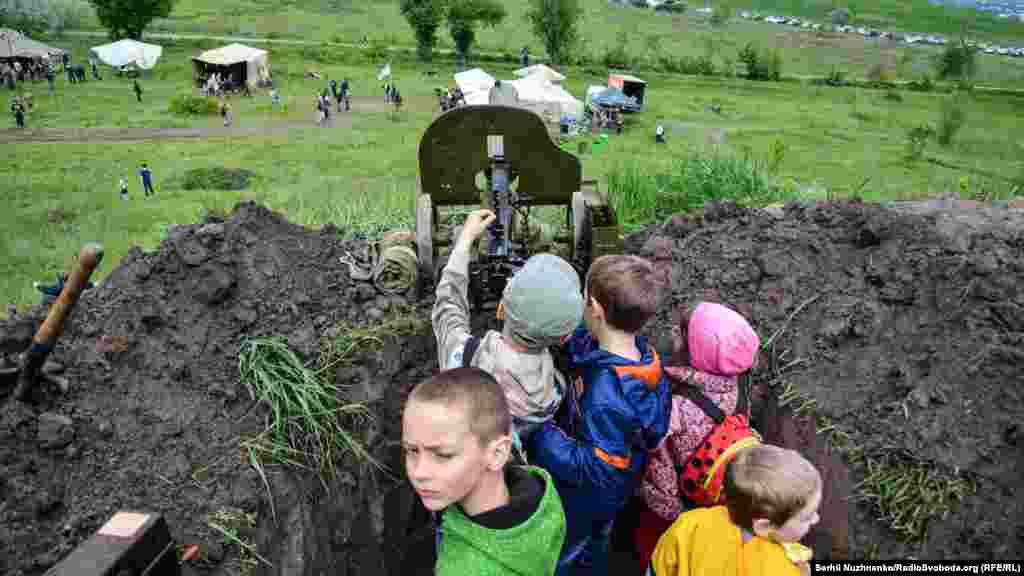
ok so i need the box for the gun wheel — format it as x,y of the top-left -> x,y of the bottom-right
572,191 -> 593,274
416,194 -> 435,285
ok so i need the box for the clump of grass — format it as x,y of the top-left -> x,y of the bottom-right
238,336 -> 381,519
770,372 -> 975,544
607,147 -> 794,226
206,508 -> 270,575
318,306 -> 429,372
184,167 -> 255,191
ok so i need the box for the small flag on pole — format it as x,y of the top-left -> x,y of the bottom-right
377,62 -> 391,81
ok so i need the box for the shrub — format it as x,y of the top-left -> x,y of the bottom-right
183,167 -> 256,191
905,124 -> 934,160
830,7 -> 851,26
602,31 -> 632,68
937,96 -> 966,147
768,138 -> 787,173
935,38 -> 977,84
738,42 -> 781,81
908,74 -> 934,92
169,94 -> 219,116
884,89 -> 903,102
607,149 -> 792,225
709,2 -> 731,26
825,67 -> 845,86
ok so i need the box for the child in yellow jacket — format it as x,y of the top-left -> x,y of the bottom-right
648,444 -> 821,576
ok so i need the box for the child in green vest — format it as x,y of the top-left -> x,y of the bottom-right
403,367 -> 567,576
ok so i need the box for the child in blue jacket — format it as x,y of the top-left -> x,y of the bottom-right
527,254 -> 672,576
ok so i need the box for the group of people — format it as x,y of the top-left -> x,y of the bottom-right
315,78 -> 350,124
436,86 -> 465,112
589,106 -> 624,135
383,82 -> 402,109
116,163 -> 156,200
405,209 -> 822,576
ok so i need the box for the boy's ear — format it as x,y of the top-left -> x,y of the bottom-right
486,434 -> 513,471
751,518 -> 776,539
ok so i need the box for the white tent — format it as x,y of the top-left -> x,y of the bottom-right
90,39 -> 162,70
454,68 -> 495,106
508,74 -> 583,121
513,63 -> 566,83
192,43 -> 269,88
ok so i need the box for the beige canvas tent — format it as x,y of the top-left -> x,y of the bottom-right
0,29 -> 65,60
192,43 -> 270,88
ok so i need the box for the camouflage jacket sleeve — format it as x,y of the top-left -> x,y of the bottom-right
431,246 -> 474,370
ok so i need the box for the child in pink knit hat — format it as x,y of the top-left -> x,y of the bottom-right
634,301 -> 760,572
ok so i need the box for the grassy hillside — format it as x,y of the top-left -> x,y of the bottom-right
3,38 -> 1022,313
68,0 -> 1024,88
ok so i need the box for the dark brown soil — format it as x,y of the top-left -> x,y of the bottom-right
2,199 -> 1022,575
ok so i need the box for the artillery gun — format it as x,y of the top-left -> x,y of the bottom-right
416,104 -> 621,307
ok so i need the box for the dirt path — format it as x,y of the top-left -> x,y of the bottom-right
0,98 -> 402,144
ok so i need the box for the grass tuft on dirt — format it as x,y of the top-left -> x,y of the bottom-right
205,507 -> 270,576
238,336 -> 381,518
317,306 -> 430,373
774,380 -> 977,543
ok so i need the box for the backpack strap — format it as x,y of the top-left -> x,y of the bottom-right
678,381 -> 727,425
462,335 -> 482,368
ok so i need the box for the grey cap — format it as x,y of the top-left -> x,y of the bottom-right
501,253 -> 584,350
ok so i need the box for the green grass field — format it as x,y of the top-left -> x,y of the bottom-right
64,0 -> 1024,88
2,36 -> 1022,315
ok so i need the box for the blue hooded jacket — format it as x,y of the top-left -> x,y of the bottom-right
526,325 -> 671,551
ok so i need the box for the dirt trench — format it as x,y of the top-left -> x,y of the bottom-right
1,198 -> 1023,575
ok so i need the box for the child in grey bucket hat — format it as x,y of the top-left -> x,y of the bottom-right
432,210 -> 584,456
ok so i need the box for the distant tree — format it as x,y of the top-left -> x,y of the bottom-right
710,1 -> 732,26
447,0 -> 505,67
935,36 -> 977,87
0,0 -> 49,36
525,0 -> 583,65
88,0 -> 175,40
830,7 -> 851,26
400,0 -> 446,62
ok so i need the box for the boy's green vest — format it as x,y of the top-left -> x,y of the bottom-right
435,466 -> 566,576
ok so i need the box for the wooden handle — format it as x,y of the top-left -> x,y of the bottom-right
33,243 -> 103,347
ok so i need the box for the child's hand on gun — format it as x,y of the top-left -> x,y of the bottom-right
456,209 -> 497,250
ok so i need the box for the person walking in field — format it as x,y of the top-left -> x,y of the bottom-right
119,175 -> 129,201
316,93 -> 325,125
270,88 -> 280,109
12,98 -> 25,128
139,163 -> 155,197
133,79 -> 143,103
220,99 -> 231,127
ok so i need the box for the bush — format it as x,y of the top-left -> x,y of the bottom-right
183,167 -> 256,191
908,74 -> 934,92
607,148 -> 792,225
169,94 -> 219,116
935,38 -> 977,84
602,31 -> 632,68
937,96 -> 966,146
825,67 -> 845,86
709,4 -> 731,26
830,7 -> 851,26
738,43 -> 782,81
905,124 -> 934,160
884,89 -> 903,102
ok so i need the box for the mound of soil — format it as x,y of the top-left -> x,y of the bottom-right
2,198 -> 1022,575
629,199 -> 1024,559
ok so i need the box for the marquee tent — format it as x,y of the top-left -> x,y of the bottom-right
453,68 -> 495,106
0,29 -> 65,60
513,63 -> 566,83
90,39 -> 162,70
507,74 -> 583,121
192,43 -> 270,88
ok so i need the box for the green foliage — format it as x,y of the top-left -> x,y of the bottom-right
709,0 -> 731,26
524,0 -> 582,65
602,30 -> 632,69
654,0 -> 686,13
825,67 -> 845,87
884,89 -> 903,102
447,0 -> 506,63
934,38 -> 977,84
88,0 -> 175,40
905,124 -> 934,161
0,0 -> 49,36
908,74 -> 934,92
607,148 -> 792,225
677,54 -> 715,76
168,93 -> 218,116
830,7 -> 851,26
183,167 -> 255,191
768,138 -> 787,173
937,95 -> 966,147
738,42 -> 782,81
400,0 -> 446,62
